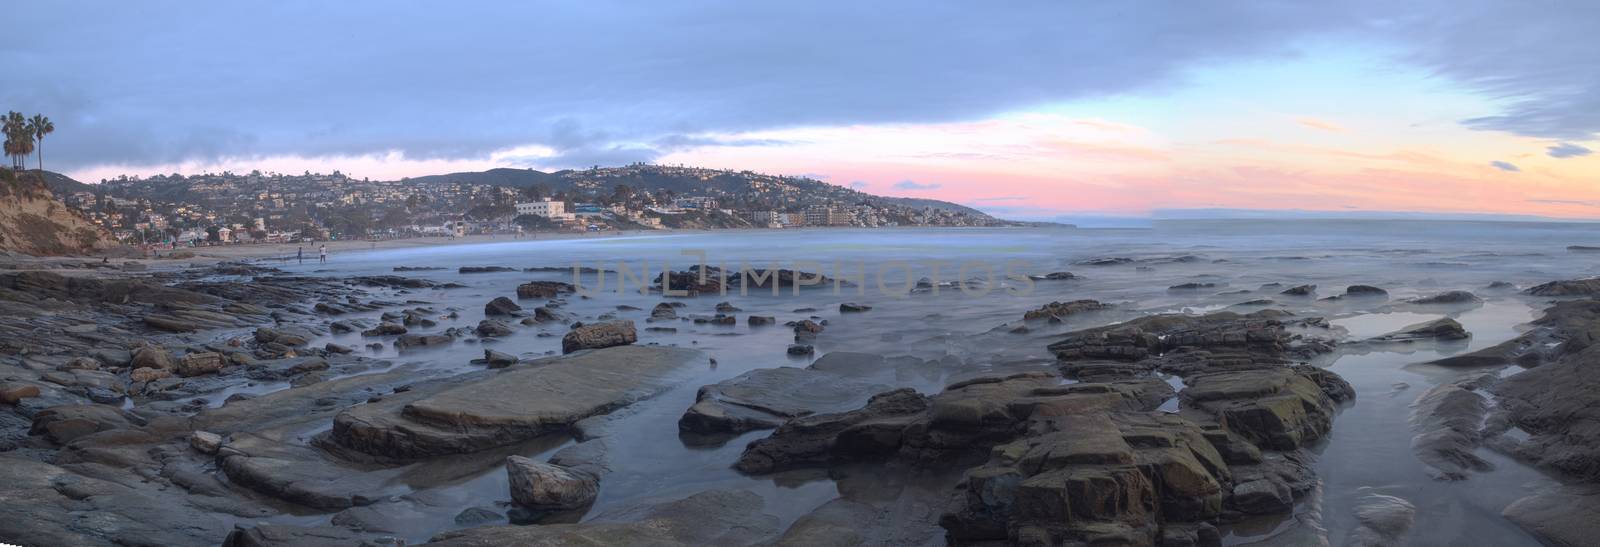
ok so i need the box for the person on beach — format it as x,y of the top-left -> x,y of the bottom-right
319,245 -> 328,263
297,247 -> 303,264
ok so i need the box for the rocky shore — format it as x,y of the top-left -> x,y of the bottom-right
1,255 -> 1598,546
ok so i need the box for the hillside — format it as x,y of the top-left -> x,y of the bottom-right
405,164 -> 1007,223
0,169 -> 114,255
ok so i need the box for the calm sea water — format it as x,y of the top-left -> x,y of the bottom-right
251,220 -> 1600,545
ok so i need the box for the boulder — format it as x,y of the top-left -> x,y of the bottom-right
516,280 -> 575,299
190,430 -> 224,454
1345,285 -> 1389,297
29,405 -> 136,444
360,322 -> 407,336
651,302 -> 678,320
130,367 -> 172,383
395,334 -> 453,351
131,346 -> 175,370
506,456 -> 598,510
787,344 -> 815,356
475,319 -> 515,338
839,302 -> 872,313
0,382 -> 41,405
1280,284 -> 1316,296
748,315 -> 776,327
1023,300 -> 1109,321
1525,278 -> 1600,297
485,296 -> 522,316
1503,486 -> 1600,547
1366,317 -> 1470,343
1411,290 -> 1482,305
176,352 -> 226,377
561,320 -> 637,354
482,349 -> 518,368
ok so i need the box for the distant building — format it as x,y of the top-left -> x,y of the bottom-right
516,199 -> 574,220
673,196 -> 718,210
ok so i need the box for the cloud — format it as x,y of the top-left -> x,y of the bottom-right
1528,199 -> 1600,207
1296,117 -> 1345,132
0,2 -> 1404,173
1547,142 -> 1593,158
1489,160 -> 1520,172
970,196 -> 1030,202
892,180 -> 942,190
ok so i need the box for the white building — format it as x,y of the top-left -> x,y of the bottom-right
516,199 -> 575,221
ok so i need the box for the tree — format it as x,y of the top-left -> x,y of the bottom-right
2,112 -> 34,170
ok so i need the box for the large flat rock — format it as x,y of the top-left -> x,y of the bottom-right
679,366 -> 889,435
422,489 -> 779,546
333,346 -> 701,458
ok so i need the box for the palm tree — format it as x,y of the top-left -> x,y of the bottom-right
28,114 -> 52,172
2,112 -> 26,170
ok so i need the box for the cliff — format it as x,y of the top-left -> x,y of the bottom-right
0,169 -> 113,256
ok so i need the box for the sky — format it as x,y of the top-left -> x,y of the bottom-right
3,1 -> 1597,220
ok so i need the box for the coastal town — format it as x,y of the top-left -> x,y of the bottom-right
55,164 -> 1008,248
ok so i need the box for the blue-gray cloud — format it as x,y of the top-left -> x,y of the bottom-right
3,1 -> 1594,172
1547,142 -> 1593,158
1490,160 -> 1520,172
893,180 -> 942,190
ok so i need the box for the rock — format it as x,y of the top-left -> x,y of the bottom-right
475,319 -> 515,337
506,456 -> 599,510
1411,290 -> 1482,305
144,314 -> 200,332
331,346 -> 700,458
395,333 -> 453,351
1023,299 -> 1108,321
561,320 -> 636,353
484,296 -> 522,316
651,302 -> 678,320
1503,486 -> 1600,547
482,349 -> 518,368
130,367 -> 172,383
453,507 -> 503,526
1345,285 -> 1389,297
176,352 -> 226,377
60,357 -> 101,371
361,322 -> 407,336
715,302 -> 741,313
1181,368 -> 1344,450
735,387 -> 930,474
324,343 -> 353,354
459,266 -> 516,273
679,367 -> 889,434
787,344 -> 815,356
0,382 -> 41,405
748,315 -> 776,326
1347,493 -> 1416,546
839,302 -> 872,313
1031,271 -> 1080,280
221,523 -> 376,547
131,346 -> 175,370
1367,317 -> 1470,343
516,280 -> 575,299
191,430 -> 224,454
1169,282 -> 1218,290
1074,257 -> 1133,266
1527,278 -> 1600,297
1280,284 -> 1316,296
1230,478 -> 1293,514
424,489 -> 780,546
255,326 -> 315,347
29,404 -> 136,444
